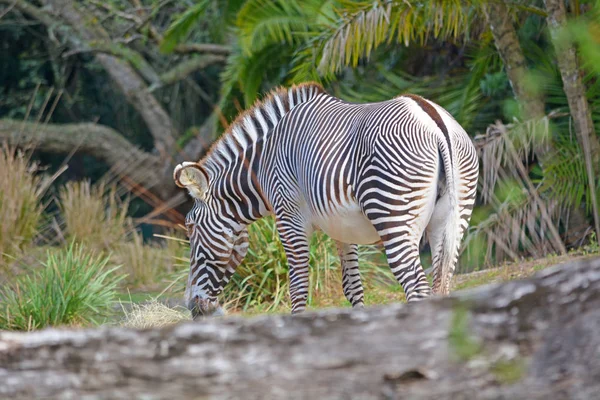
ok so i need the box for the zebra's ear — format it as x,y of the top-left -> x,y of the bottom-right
173,162 -> 208,199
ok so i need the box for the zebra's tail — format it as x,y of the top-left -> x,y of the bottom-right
434,134 -> 460,295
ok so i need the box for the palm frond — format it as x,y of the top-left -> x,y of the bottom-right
236,0 -> 311,54
477,119 -> 551,204
541,136 -> 599,214
464,183 -> 564,267
236,0 -> 336,55
219,42 -> 293,113
161,0 -> 210,53
316,0 -> 483,75
335,38 -> 500,132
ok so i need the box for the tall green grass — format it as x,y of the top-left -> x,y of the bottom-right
0,243 -> 123,331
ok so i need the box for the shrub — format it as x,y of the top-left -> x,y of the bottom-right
0,243 -> 123,331
58,180 -> 131,250
0,146 -> 52,270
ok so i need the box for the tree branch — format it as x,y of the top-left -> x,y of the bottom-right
0,118 -> 169,195
150,55 -> 226,90
25,0 -> 179,159
174,43 -> 231,55
61,41 -> 161,85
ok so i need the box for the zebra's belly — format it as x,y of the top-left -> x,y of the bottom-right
312,204 -> 380,245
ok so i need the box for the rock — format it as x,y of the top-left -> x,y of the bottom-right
1,258 -> 600,399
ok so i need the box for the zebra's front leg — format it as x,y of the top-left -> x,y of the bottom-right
336,242 -> 364,308
275,216 -> 311,314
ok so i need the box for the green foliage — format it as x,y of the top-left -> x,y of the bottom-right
160,0 -> 210,53
540,139 -> 596,213
316,0 -> 480,76
0,243 -> 123,331
491,358 -> 526,384
236,0 -> 313,54
449,306 -> 482,361
219,0 -> 331,109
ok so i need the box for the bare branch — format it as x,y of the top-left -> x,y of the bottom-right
150,55 -> 226,90
61,41 -> 161,85
174,43 -> 231,55
87,0 -> 140,23
0,0 -> 17,20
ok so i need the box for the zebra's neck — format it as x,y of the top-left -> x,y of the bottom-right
200,82 -> 325,222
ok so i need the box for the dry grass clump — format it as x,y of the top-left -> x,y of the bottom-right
58,180 -> 132,250
120,299 -> 190,329
0,146 -> 54,270
113,231 -> 184,288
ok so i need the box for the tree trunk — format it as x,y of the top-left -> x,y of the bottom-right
1,257 -> 600,399
543,0 -> 600,247
482,2 -> 594,249
482,2 -> 546,120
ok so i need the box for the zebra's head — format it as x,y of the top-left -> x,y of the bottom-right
174,162 -> 246,319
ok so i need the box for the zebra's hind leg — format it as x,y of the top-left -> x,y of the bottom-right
336,242 -> 364,308
275,215 -> 311,314
381,234 -> 431,302
361,203 -> 434,302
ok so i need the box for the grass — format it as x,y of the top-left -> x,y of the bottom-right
0,243 -> 123,331
163,217 -> 600,316
119,298 -> 190,329
2,143 -> 599,330
451,250 -> 596,292
0,147 -> 54,272
58,180 -> 132,250
112,230 -> 184,288
168,216 -> 394,314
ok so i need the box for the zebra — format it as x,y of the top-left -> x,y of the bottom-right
174,82 -> 478,318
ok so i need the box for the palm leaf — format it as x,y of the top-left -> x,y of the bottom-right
236,0 -> 332,54
316,0 -> 481,75
161,0 -> 210,54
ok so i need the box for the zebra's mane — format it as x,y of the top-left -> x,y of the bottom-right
201,82 -> 325,168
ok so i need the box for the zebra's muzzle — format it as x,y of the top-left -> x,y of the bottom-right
188,297 -> 224,320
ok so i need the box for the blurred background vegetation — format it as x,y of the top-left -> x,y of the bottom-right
1,0 -> 600,329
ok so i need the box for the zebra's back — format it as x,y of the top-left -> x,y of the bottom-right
259,93 -> 474,246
